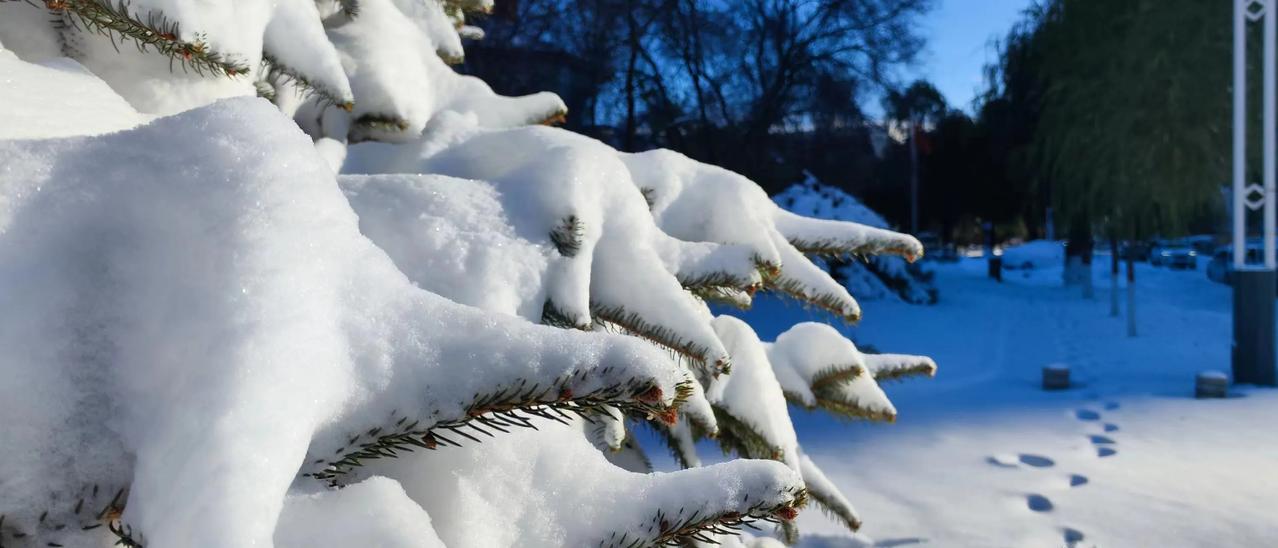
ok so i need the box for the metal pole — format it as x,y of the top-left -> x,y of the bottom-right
1234,0 -> 1278,386
1236,0 -> 1248,269
1268,0 -> 1278,268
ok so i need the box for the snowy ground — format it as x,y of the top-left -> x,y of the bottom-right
702,256 -> 1278,547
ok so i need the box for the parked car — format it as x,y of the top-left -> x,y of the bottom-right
1185,235 -> 1218,255
1207,244 -> 1268,286
1150,240 -> 1197,269
1207,248 -> 1233,284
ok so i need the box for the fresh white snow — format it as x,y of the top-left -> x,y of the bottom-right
724,256 -> 1278,548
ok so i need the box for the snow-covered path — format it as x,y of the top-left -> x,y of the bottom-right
727,258 -> 1278,547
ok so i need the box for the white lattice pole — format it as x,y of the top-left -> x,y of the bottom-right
1268,0 -> 1278,269
1234,0 -> 1278,386
1236,0 -> 1248,269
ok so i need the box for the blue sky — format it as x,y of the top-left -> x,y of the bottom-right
909,0 -> 1038,112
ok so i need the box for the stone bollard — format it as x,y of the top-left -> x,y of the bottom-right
1195,371 -> 1229,399
1042,364 -> 1070,390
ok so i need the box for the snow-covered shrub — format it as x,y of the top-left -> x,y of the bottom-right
774,174 -> 938,304
0,2 -> 938,546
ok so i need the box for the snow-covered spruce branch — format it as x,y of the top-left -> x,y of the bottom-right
767,323 -> 929,422
679,269 -> 756,307
711,408 -> 788,463
107,518 -> 144,547
769,274 -> 864,323
865,353 -> 939,382
549,215 -> 585,257
584,406 -> 627,452
261,52 -> 354,112
603,487 -> 806,548
339,168 -> 734,377
337,0 -> 359,18
665,246 -> 768,309
318,0 -> 567,143
0,0 -> 947,540
34,0 -> 250,77
0,485 -> 129,545
777,211 -> 925,262
542,299 -> 590,330
592,303 -> 729,377
0,100 -> 702,547
351,113 -> 413,142
799,451 -> 862,532
306,376 -> 691,485
810,380 -> 899,423
600,480 -> 807,544
442,0 -> 492,16
807,363 -> 865,392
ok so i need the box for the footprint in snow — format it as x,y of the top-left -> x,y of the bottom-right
1103,402 -> 1120,411
1063,527 -> 1086,546
1018,454 -> 1055,468
1103,423 -> 1119,433
1088,435 -> 1116,445
1097,447 -> 1117,458
1026,493 -> 1054,512
1069,474 -> 1088,487
1074,409 -> 1101,421
988,453 -> 1056,468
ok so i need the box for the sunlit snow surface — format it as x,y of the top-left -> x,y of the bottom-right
719,258 -> 1278,547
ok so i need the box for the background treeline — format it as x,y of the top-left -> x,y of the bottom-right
464,0 -> 1237,247
462,0 -> 933,217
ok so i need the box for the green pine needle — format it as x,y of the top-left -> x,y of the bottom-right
261,52 -> 354,111
41,0 -> 250,78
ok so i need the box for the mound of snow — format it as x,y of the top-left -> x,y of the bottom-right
774,174 -> 935,304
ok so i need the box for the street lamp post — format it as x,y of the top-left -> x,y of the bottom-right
1233,0 -> 1277,386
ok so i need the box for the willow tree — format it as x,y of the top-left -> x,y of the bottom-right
1025,0 -> 1231,334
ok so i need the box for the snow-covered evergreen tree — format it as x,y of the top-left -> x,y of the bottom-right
0,2 -> 937,546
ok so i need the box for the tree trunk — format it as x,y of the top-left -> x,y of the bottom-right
1063,228 -> 1093,287
622,5 -> 640,152
1126,254 -> 1137,337
1082,251 -> 1095,299
909,118 -> 919,235
1110,236 -> 1120,317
